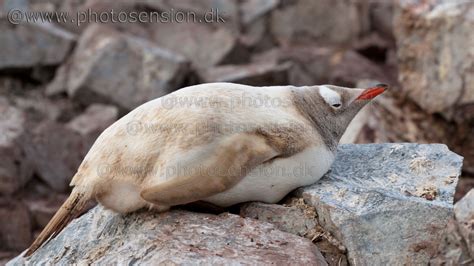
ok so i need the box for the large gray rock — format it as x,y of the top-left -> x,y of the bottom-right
297,143 -> 463,265
9,206 -> 327,265
0,98 -> 32,195
62,24 -> 190,110
394,0 -> 474,121
0,21 -> 75,70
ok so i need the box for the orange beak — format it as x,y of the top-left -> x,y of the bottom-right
356,84 -> 388,100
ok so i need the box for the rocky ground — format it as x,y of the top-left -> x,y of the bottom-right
0,0 -> 473,264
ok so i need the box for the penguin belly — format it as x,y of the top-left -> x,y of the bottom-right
204,146 -> 335,207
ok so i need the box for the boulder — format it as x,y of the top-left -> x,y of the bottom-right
454,189 -> 474,258
149,22 -> 248,69
394,0 -> 474,121
0,199 -> 32,251
255,47 -> 390,87
141,0 -> 240,31
270,0 -> 364,46
297,143 -> 463,265
198,61 -> 291,86
0,98 -> 32,195
23,121 -> 84,192
25,194 -> 67,229
239,0 -> 279,51
431,189 -> 474,264
0,21 -> 75,70
370,1 -> 395,40
9,206 -> 327,265
66,104 -> 118,151
63,24 -> 190,110
240,200 -> 348,265
240,200 -> 317,237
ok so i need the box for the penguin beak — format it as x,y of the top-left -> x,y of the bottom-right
356,84 -> 388,100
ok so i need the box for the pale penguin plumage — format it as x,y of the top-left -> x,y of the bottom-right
25,82 -> 387,256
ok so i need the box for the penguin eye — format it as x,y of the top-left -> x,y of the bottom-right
331,103 -> 342,108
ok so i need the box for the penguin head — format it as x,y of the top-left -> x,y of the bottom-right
317,84 -> 387,113
302,84 -> 388,148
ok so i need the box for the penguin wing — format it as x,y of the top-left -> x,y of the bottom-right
140,133 -> 279,206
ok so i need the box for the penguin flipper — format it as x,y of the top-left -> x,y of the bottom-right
140,133 -> 278,206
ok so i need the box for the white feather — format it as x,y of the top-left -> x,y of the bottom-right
319,85 -> 341,106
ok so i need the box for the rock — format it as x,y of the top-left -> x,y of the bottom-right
239,199 -> 348,265
23,121 -> 84,192
454,189 -> 474,258
9,206 -> 328,265
370,1 -> 395,40
258,47 -> 390,87
431,189 -> 474,264
352,33 -> 392,63
142,0 -> 240,31
239,0 -> 279,51
0,199 -> 32,251
297,143 -> 463,265
25,194 -> 67,229
0,21 -> 75,70
270,0 -> 364,46
241,0 -> 278,26
240,201 -> 317,237
65,24 -> 190,110
328,50 -> 393,87
0,98 -> 32,195
199,61 -> 291,86
455,178 -> 474,202
66,104 -> 118,151
12,89 -> 77,123
149,22 -> 248,69
394,0 -> 474,121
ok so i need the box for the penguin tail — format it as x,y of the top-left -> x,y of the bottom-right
24,188 -> 90,257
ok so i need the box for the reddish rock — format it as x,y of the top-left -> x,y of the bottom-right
199,61 -> 291,86
23,121 -> 84,192
454,189 -> 474,258
26,194 -> 66,229
9,207 -> 328,265
0,199 -> 32,251
254,47 -> 390,87
66,104 -> 118,152
0,98 -> 32,195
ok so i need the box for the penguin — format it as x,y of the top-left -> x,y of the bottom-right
24,82 -> 387,256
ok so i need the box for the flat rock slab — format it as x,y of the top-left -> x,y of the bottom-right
298,143 -> 463,265
9,206 -> 327,265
